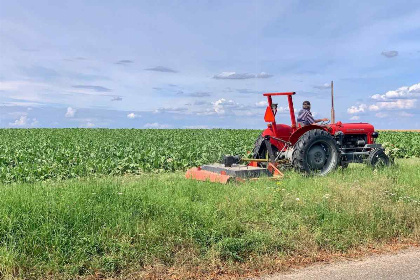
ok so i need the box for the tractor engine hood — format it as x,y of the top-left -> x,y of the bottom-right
331,122 -> 375,134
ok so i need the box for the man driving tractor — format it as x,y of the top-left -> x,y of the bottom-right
297,101 -> 329,126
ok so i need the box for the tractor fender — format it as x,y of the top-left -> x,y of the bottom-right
289,125 -> 330,145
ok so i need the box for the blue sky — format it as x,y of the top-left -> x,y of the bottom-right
1,0 -> 419,129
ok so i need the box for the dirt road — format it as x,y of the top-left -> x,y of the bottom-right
256,248 -> 420,280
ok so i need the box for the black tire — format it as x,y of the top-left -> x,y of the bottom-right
367,148 -> 390,168
252,135 -> 266,159
292,129 -> 339,176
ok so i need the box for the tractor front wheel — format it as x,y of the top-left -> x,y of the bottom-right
292,129 -> 339,176
367,148 -> 390,168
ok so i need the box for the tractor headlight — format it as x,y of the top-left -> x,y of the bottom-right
372,131 -> 379,138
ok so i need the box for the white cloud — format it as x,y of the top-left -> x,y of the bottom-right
127,113 -> 137,119
213,72 -> 273,79
65,107 -> 76,118
347,104 -> 367,114
255,72 -> 273,78
368,104 -> 380,111
213,98 -> 238,115
154,107 -> 188,114
314,82 -> 331,90
371,83 -> 420,101
9,115 -> 28,126
213,72 -> 255,79
144,122 -> 170,129
9,115 -> 39,127
369,99 -> 416,111
350,115 -> 360,121
255,101 -> 267,107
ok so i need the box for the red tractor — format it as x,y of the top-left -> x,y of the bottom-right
186,91 -> 389,183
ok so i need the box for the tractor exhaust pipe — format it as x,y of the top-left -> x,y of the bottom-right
331,81 -> 335,124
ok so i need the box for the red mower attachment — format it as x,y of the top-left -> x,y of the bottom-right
185,156 -> 283,184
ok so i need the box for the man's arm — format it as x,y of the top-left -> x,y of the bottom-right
314,118 -> 329,123
307,112 -> 328,124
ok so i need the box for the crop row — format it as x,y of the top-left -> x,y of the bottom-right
0,129 -> 418,183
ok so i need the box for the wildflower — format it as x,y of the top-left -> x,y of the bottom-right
282,188 -> 286,191
296,197 -> 300,201
118,192 -> 123,195
323,194 -> 330,199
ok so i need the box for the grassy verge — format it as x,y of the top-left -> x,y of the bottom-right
0,159 -> 419,279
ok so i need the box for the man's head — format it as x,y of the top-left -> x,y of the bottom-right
303,101 -> 311,110
271,103 -> 278,115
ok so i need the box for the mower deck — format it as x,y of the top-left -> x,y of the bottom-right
185,163 -> 272,184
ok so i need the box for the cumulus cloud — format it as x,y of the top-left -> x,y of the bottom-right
65,107 -> 76,118
213,98 -> 240,114
144,122 -> 170,129
314,83 -> 331,90
9,115 -> 39,127
381,50 -> 398,58
364,82 -> 419,112
371,83 -> 420,101
255,100 -> 267,107
115,60 -> 133,65
72,85 -> 112,92
368,99 -> 416,111
127,113 -> 138,119
350,115 -> 360,121
213,71 -> 273,79
9,115 -> 28,126
347,104 -> 367,114
145,66 -> 177,73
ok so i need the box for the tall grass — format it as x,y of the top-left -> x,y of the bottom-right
0,159 -> 419,279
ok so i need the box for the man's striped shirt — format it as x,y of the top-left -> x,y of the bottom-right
297,109 -> 315,125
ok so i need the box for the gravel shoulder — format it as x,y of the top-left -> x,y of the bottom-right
256,247 -> 420,280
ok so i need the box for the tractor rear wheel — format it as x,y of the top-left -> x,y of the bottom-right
292,129 -> 339,176
252,135 -> 266,159
367,148 -> 390,168
252,134 -> 278,167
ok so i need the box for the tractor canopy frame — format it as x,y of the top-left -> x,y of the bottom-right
263,92 -> 297,137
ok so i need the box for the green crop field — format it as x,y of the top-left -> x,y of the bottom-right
0,129 -> 419,279
0,129 -> 419,184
